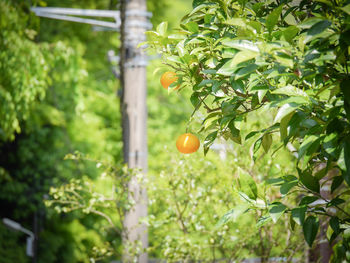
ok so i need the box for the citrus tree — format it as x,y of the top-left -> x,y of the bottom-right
146,0 -> 350,260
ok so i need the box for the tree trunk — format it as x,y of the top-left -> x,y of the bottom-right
120,0 -> 149,262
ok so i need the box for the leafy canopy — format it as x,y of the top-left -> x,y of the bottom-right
146,0 -> 350,260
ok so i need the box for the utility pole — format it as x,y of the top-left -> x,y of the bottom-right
31,5 -> 152,261
120,0 -> 150,262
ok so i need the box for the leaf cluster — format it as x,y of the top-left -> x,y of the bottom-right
146,0 -> 350,258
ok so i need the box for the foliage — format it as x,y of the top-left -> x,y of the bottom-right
146,0 -> 350,261
0,0 -> 49,141
0,0 -> 121,262
148,153 -> 303,262
46,152 -> 149,262
0,224 -> 28,263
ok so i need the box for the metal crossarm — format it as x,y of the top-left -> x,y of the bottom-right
30,7 -> 121,29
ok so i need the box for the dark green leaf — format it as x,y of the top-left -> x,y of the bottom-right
298,135 -> 320,162
327,197 -> 345,207
323,133 -> 338,158
291,206 -> 307,225
340,78 -> 350,121
231,79 -> 245,93
190,92 -> 201,107
245,131 -> 260,140
299,170 -> 320,193
303,216 -> 319,247
290,213 -> 296,231
299,196 -> 318,206
280,180 -> 298,195
252,137 -> 262,161
331,176 -> 344,193
235,64 -> 259,80
305,20 -> 331,43
343,138 -> 350,186
266,177 -> 284,185
269,202 -> 287,223
330,217 -> 340,233
204,131 -> 217,155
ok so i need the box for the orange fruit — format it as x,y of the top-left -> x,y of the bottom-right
176,133 -> 200,154
160,71 -> 179,90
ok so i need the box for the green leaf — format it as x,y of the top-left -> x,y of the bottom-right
216,205 -> 249,227
290,214 -> 296,231
266,5 -> 283,33
298,135 -> 320,162
291,206 -> 307,225
299,169 -> 320,193
303,216 -> 319,247
157,22 -> 168,36
282,26 -> 299,42
262,133 -> 272,153
256,216 -> 272,228
232,50 -> 258,66
274,103 -> 299,123
224,18 -> 247,27
341,4 -> 350,15
330,217 -> 340,233
217,59 -> 236,76
237,167 -> 258,200
176,40 -> 187,57
341,139 -> 350,186
272,85 -> 308,97
274,53 -> 293,68
258,90 -> 267,103
304,20 -> 331,43
266,177 -> 284,185
252,137 -> 262,161
186,21 -> 199,33
204,131 -> 217,155
323,133 -> 338,158
245,131 -> 260,140
228,121 -> 241,144
327,197 -> 345,207
198,79 -> 214,88
340,78 -> 350,121
280,180 -> 298,195
166,55 -> 182,63
235,64 -> 259,80
280,111 -> 295,141
331,176 -> 343,194
269,202 -> 287,223
190,92 -> 201,107
221,39 -> 259,52
299,196 -> 318,206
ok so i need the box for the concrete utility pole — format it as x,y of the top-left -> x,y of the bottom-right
120,0 -> 150,262
31,5 -> 152,262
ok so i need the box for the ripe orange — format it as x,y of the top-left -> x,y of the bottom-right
176,133 -> 200,154
160,71 -> 179,90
